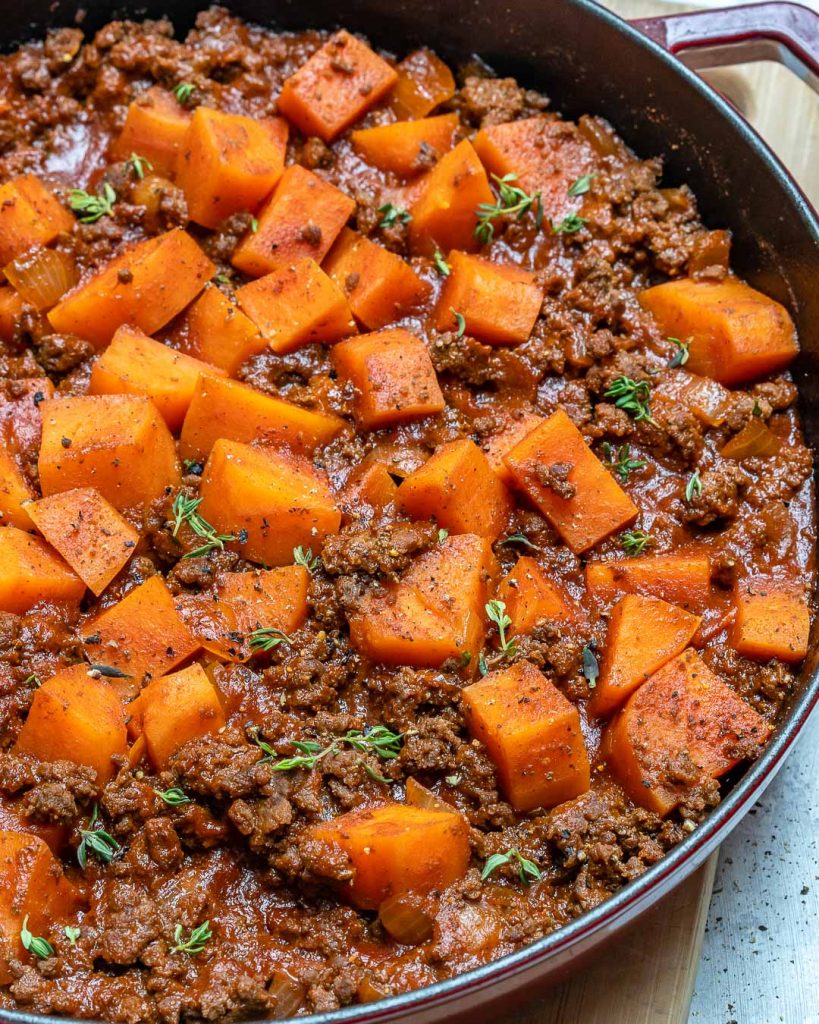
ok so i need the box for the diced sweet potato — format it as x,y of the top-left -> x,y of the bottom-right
340,460 -> 398,517
639,278 -> 799,385
605,649 -> 771,815
0,287 -> 24,342
497,556 -> 576,636
236,257 -> 356,355
179,284 -> 266,376
39,395 -> 180,513
731,577 -> 810,663
589,594 -> 701,717
349,533 -> 495,667
0,800 -> 66,855
0,442 -> 33,529
82,575 -> 200,687
0,831 -> 81,983
48,228 -> 215,348
352,113 -> 459,176
0,175 -> 73,265
177,108 -> 288,228
277,30 -> 398,142
388,49 -> 456,120
482,412 -> 544,485
0,527 -> 85,613
396,438 -> 513,539
14,664 -> 127,783
463,661 -> 590,811
232,165 -> 355,276
180,374 -> 342,462
25,487 -> 139,596
433,251 -> 543,346
307,802 -> 469,909
198,439 -> 341,566
504,409 -> 637,554
585,553 -> 712,613
324,228 -> 430,329
331,327 -> 444,431
473,118 -> 596,222
90,324 -> 224,431
110,86 -> 191,178
0,377 -> 54,458
408,140 -> 494,255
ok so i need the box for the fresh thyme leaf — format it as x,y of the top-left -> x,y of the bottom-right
501,532 -> 537,551
600,442 -> 647,483
685,468 -> 702,502
485,599 -> 516,658
173,81 -> 196,106
377,202 -> 411,229
474,172 -> 543,244
551,212 -> 587,235
77,804 -> 120,870
582,644 -> 599,688
266,726 -> 404,774
154,787 -> 192,806
20,916 -> 54,960
171,920 -> 211,955
451,308 -> 466,338
620,530 -> 654,557
250,216 -> 259,233
437,527 -> 449,544
433,248 -> 451,276
481,848 -> 542,885
752,400 -> 763,417
126,152 -> 153,180
668,336 -> 691,368
248,627 -> 293,652
567,173 -> 595,197
478,653 -> 488,676
171,492 -> 236,558
604,376 -> 657,426
69,183 -> 117,224
23,673 -> 41,687
460,651 -> 472,668
445,773 -> 461,786
214,272 -> 231,286
64,925 -> 81,945
293,545 -> 320,572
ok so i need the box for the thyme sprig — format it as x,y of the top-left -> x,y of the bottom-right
485,599 -> 516,659
604,376 -> 657,426
668,336 -> 691,368
171,921 -> 211,955
293,546 -> 320,572
685,468 -> 703,502
170,492 -> 236,558
601,442 -> 647,483
551,212 -> 587,235
582,644 -> 599,689
567,173 -> 596,197
475,173 -> 543,245
433,248 -> 451,276
620,530 -> 654,557
126,152 -> 153,180
481,849 -> 542,885
247,628 -> 293,653
255,726 -> 403,778
154,787 -> 192,806
378,203 -> 411,229
77,804 -> 120,869
69,183 -> 117,224
21,916 -> 54,960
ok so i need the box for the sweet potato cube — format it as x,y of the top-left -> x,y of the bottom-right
198,439 -> 341,566
308,802 -> 469,909
26,487 -> 139,596
0,175 -> 73,265
433,251 -> 543,346
332,327 -> 444,431
14,664 -> 127,783
409,140 -> 494,255
110,86 -> 192,178
324,228 -> 430,330
605,649 -> 772,815
180,374 -> 342,462
639,278 -> 798,386
349,534 -> 495,667
504,409 -> 638,554
497,556 -> 576,636
39,395 -> 180,513
463,661 -> 590,811
585,553 -> 712,613
473,118 -> 596,222
388,49 -> 456,120
179,285 -> 266,376
731,577 -> 810,663
0,832 -> 81,983
278,30 -> 398,142
589,594 -> 701,718
482,412 -> 544,485
236,257 -> 356,355
0,287 -> 24,342
0,527 -> 84,613
48,228 -> 215,348
82,575 -> 200,686
340,460 -> 398,517
352,113 -> 459,176
232,164 -> 355,277
397,438 -> 513,539
0,443 -> 33,529
0,378 -> 54,458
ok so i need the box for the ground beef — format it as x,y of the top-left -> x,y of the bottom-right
321,521 -> 439,577
682,462 -> 749,525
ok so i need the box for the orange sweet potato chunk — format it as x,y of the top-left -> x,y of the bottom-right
639,278 -> 798,386
482,412 -> 544,486
179,285 -> 266,376
731,577 -> 810,663
409,140 -> 494,256
397,438 -> 513,539
388,49 -> 456,120
433,251 -> 543,346
0,831 -> 81,983
0,287 -> 24,342
0,527 -> 84,613
332,327 -> 444,431
340,460 -> 397,517
463,661 -> 590,812
278,30 -> 398,142
352,113 -> 459,176
14,664 -> 127,783
308,802 -> 469,909
605,649 -> 772,815
497,556 -> 576,636
26,487 -> 139,596
82,575 -> 200,686
0,377 -> 54,458
177,108 -> 288,228
585,553 -> 712,613
324,228 -> 430,329
198,439 -> 341,566
90,325 -> 224,431
48,228 -> 215,348
589,594 -> 701,718
0,175 -> 73,265
180,374 -> 342,462
236,257 -> 356,355
232,164 -> 355,277
110,86 -> 192,178
504,409 -> 637,554
0,442 -> 33,529
39,395 -> 180,513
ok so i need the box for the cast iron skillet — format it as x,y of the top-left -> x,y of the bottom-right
2,1 -> 819,1021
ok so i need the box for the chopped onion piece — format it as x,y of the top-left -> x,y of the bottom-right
4,247 -> 77,311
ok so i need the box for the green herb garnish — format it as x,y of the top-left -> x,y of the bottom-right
293,545 -> 320,572
475,173 -> 543,245
601,441 -> 647,483
451,308 -> 466,338
257,725 -> 403,774
21,916 -> 54,960
604,376 -> 657,426
64,925 -> 81,945
378,203 -> 411,229
481,849 -> 542,885
69,183 -> 117,224
433,248 -> 451,276
171,492 -> 236,558
567,173 -> 595,197
582,644 -> 599,688
77,804 -> 120,869
620,530 -> 654,557
171,920 -> 211,955
685,468 -> 702,502
173,82 -> 196,106
501,532 -> 537,551
485,599 -> 516,659
247,627 -> 293,653
154,787 -> 192,806
126,153 -> 153,180
668,336 -> 691,368
551,212 -> 587,235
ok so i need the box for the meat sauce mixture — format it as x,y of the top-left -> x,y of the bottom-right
0,8 -> 814,1022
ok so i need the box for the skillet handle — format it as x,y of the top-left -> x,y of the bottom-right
632,1 -> 819,93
